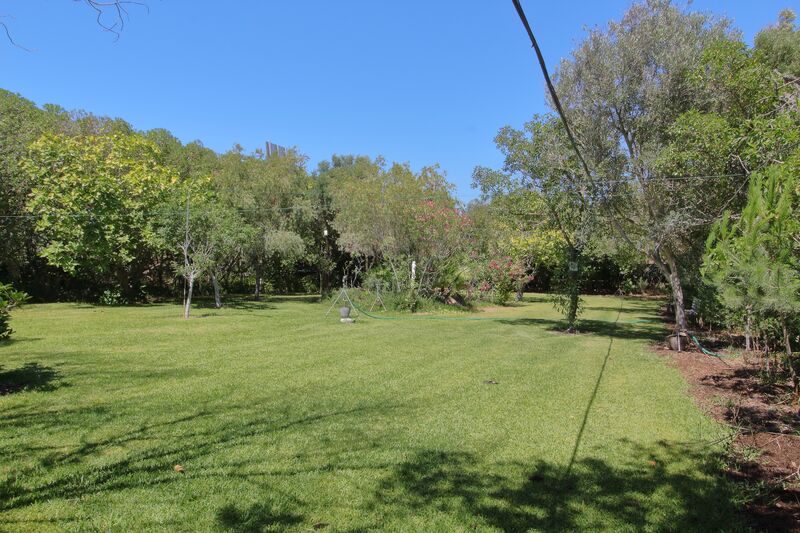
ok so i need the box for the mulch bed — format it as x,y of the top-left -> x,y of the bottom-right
655,343 -> 800,531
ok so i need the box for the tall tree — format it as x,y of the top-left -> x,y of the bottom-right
550,0 -> 755,331
329,157 -> 460,294
704,159 -> 800,392
755,9 -> 800,78
0,90 -> 57,285
216,147 -> 310,299
23,132 -> 176,300
474,116 -> 595,331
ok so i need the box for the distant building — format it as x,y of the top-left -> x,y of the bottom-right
265,141 -> 288,158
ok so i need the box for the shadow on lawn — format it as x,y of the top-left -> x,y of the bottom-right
497,317 -> 664,343
0,363 -> 63,396
0,403 -> 403,515
217,499 -> 303,532
0,399 -> 746,531
191,298 -> 277,312
369,441 -> 742,531
192,294 -> 320,311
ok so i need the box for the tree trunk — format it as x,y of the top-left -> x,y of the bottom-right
184,272 -> 195,319
745,308 -> 752,352
116,267 -> 131,302
655,250 -> 688,333
320,269 -> 331,298
254,265 -> 261,301
211,273 -> 222,309
782,319 -> 798,396
565,248 -> 580,333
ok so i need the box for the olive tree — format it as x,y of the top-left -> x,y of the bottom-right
551,0 -> 740,332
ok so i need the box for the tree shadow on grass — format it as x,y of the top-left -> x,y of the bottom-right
0,363 -> 64,396
191,298 -> 277,312
370,441 -> 744,531
217,500 -> 303,532
497,317 -> 664,343
0,403 -> 405,516
0,336 -> 43,347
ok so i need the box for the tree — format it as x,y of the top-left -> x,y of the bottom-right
216,147 -> 310,299
755,9 -> 800,78
474,115 -> 595,331
329,157 -> 462,296
0,90 -> 52,284
704,159 -> 800,393
549,0 -> 770,332
23,132 -> 176,300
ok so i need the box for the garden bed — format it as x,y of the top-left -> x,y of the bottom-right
658,346 -> 800,531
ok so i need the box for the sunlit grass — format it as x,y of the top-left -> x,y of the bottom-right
0,294 -> 743,531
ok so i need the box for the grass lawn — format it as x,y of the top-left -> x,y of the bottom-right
0,294 -> 744,531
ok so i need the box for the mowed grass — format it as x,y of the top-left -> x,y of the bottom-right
0,294 -> 743,531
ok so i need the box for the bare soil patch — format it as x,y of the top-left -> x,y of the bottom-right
656,344 -> 800,531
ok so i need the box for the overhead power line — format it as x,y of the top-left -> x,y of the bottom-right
511,0 -> 594,184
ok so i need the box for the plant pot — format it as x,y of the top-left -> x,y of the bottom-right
339,306 -> 351,319
667,333 -> 689,351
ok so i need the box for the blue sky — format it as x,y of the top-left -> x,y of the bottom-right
0,0 -> 791,201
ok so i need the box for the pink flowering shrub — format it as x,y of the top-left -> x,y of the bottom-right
479,256 -> 533,304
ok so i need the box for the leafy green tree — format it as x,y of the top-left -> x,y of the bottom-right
0,90 -> 53,284
330,157 -> 462,298
755,9 -> 800,77
216,146 -> 310,298
549,0 -> 739,331
152,178 -> 250,313
0,282 -> 29,341
23,132 -> 176,300
474,115 -> 595,331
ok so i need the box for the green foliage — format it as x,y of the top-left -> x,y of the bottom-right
329,158 -> 468,297
477,257 -> 529,305
755,9 -> 800,77
23,132 -> 176,296
474,114 -> 593,327
704,157 -> 800,389
97,288 -> 125,306
0,282 -> 29,340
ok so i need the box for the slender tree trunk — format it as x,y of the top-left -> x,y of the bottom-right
184,272 -> 195,319
211,273 -> 222,309
320,268 -> 331,298
387,258 -> 401,292
254,264 -> 261,300
116,267 -> 132,302
566,248 -> 580,333
745,308 -> 752,352
656,250 -> 688,333
782,319 -> 798,396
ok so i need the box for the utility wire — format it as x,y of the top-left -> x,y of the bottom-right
511,0 -> 594,183
509,0 -> 756,196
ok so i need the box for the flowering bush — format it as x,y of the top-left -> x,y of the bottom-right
480,257 -> 532,305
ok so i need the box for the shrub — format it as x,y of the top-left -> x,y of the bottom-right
98,289 -> 126,306
0,282 -> 30,341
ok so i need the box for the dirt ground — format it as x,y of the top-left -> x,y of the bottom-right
657,343 -> 800,531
